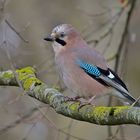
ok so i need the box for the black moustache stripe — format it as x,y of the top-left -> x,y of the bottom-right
55,38 -> 66,46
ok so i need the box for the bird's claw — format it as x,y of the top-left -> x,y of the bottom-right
78,96 -> 96,111
78,101 -> 91,111
64,96 -> 95,111
64,96 -> 81,102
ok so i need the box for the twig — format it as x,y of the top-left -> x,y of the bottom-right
84,9 -> 123,41
65,120 -> 74,140
86,9 -> 123,46
59,129 -> 86,140
112,1 -> 137,140
0,107 -> 40,135
5,19 -> 29,43
115,0 -> 137,72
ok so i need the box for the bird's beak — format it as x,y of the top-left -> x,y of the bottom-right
44,33 -> 56,42
44,35 -> 54,42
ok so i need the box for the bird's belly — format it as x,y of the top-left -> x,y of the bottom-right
62,71 -> 107,98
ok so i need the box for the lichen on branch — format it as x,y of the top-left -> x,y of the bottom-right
0,67 -> 140,125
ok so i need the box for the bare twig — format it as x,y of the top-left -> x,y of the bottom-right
0,107 -> 40,135
5,19 -> 29,43
114,0 -> 137,72
84,9 -> 123,42
65,120 -> 74,140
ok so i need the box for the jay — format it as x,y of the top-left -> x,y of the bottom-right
44,24 -> 139,106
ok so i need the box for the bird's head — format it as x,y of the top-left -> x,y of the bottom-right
44,24 -> 81,53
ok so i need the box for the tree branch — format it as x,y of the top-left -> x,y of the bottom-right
0,67 -> 140,125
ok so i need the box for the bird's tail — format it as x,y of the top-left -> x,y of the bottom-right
116,88 -> 140,107
114,87 -> 140,107
100,75 -> 140,107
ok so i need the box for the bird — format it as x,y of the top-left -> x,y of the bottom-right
44,24 -> 139,106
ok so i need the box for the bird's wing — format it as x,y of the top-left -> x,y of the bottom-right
75,46 -> 107,70
76,59 -> 136,103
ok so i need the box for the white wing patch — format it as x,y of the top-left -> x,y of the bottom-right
108,71 -> 115,79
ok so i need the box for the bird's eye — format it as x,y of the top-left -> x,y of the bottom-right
60,32 -> 65,38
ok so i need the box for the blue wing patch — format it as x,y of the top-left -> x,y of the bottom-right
76,59 -> 101,77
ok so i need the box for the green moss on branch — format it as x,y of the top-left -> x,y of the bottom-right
0,67 -> 140,125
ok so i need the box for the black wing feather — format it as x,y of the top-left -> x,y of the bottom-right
108,68 -> 128,91
87,73 -> 109,87
82,66 -> 128,92
97,67 -> 128,91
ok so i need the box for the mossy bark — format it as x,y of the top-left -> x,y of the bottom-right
0,67 -> 140,125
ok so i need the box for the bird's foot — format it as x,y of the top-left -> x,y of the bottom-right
64,96 -> 96,111
78,101 -> 91,111
78,96 -> 96,111
64,96 -> 82,102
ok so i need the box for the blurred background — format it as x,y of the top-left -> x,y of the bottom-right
0,0 -> 140,140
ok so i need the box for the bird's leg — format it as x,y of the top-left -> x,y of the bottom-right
78,95 -> 96,111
